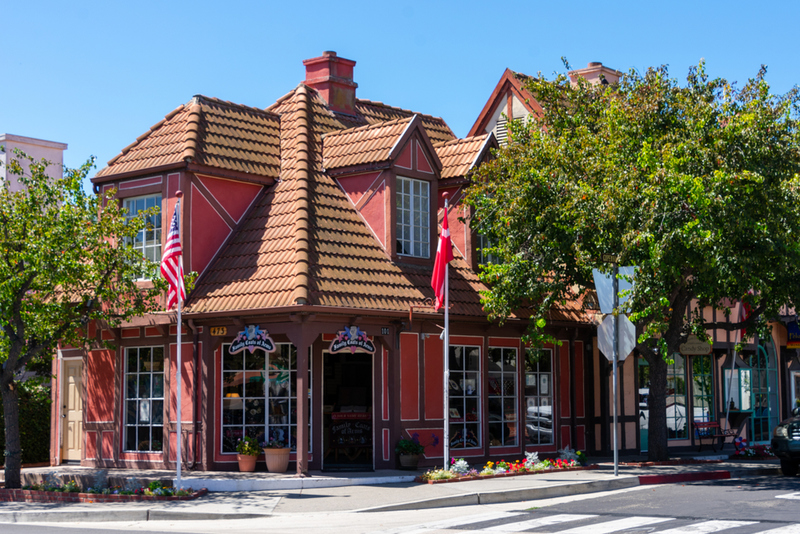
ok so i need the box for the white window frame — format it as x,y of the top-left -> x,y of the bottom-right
124,346 -> 165,453
396,176 -> 430,258
124,194 -> 162,278
524,348 -> 554,446
448,345 -> 482,449
488,346 -> 518,447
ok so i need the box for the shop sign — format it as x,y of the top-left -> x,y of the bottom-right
680,334 -> 712,355
210,326 -> 227,336
229,325 -> 275,354
329,325 -> 376,354
449,429 -> 479,448
788,321 -> 800,349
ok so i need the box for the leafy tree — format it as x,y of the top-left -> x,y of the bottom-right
466,62 -> 800,461
0,149 -> 166,487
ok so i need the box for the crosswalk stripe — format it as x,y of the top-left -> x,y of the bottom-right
390,511 -> 525,534
484,514 -> 598,532
759,526 -> 800,534
657,520 -> 759,533
557,516 -> 675,533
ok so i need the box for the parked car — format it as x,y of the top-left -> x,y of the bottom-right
771,407 -> 800,476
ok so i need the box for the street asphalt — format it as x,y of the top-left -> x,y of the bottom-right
0,457 -> 784,523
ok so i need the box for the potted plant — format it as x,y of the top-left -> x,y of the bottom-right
395,434 -> 426,469
236,436 -> 260,472
261,438 -> 290,473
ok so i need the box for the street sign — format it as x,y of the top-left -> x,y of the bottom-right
592,267 -> 635,314
598,314 -> 636,361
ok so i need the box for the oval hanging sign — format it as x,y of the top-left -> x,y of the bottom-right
229,325 -> 276,354
330,325 -> 376,354
679,334 -> 712,355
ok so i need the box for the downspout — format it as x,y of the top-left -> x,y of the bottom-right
185,319 -> 200,470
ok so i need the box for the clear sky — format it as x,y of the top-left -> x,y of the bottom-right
4,1 -> 799,191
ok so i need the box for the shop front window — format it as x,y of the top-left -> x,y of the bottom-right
221,343 -> 309,453
667,354 -> 688,439
487,347 -> 517,447
448,345 -> 481,449
124,346 -> 164,452
524,348 -> 553,445
692,354 -> 714,422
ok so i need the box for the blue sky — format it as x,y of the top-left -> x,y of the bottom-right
4,1 -> 799,190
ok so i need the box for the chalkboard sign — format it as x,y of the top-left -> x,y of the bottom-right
330,413 -> 372,447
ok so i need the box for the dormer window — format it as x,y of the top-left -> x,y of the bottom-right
396,176 -> 430,258
124,194 -> 162,279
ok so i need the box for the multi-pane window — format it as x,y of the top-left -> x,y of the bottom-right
124,194 -> 162,266
748,345 -> 779,442
667,354 -> 688,439
124,347 -> 165,452
221,343 -> 309,453
692,355 -> 714,423
396,177 -> 430,258
524,348 -> 553,445
488,347 -> 517,447
448,345 -> 481,449
478,233 -> 500,266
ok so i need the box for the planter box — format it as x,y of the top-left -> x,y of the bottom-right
415,464 -> 598,484
0,488 -> 207,503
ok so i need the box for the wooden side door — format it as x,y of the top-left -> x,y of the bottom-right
61,360 -> 83,461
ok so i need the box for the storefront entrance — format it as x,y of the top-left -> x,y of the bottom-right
322,352 -> 373,470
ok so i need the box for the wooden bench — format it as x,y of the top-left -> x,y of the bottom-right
693,421 -> 737,452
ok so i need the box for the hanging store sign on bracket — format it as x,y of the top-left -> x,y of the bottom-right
330,325 -> 376,354
229,325 -> 276,354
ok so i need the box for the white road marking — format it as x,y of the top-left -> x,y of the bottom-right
484,513 -> 597,532
557,515 -> 675,533
657,520 -> 759,533
379,511 -> 524,534
759,526 -> 800,534
775,492 -> 800,500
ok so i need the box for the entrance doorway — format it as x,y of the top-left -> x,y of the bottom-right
322,352 -> 373,470
61,359 -> 83,462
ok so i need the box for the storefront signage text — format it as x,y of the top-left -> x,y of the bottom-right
679,334 -> 712,355
229,325 -> 275,354
329,325 -> 376,354
788,322 -> 800,349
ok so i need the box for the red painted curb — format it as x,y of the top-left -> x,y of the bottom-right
638,470 -> 731,485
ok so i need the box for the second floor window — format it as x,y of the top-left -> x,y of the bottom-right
125,194 -> 162,269
396,177 -> 429,258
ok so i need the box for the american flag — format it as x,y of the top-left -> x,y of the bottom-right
160,204 -> 186,310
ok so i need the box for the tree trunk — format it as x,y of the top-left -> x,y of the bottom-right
1,380 -> 22,488
647,357 -> 669,462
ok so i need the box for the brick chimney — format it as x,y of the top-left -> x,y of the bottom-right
568,61 -> 623,86
303,51 -> 358,115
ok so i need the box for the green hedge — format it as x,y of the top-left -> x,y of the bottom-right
0,385 -> 52,465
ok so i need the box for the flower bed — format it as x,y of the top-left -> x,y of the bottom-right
731,443 -> 775,460
0,487 -> 207,503
416,449 -> 592,484
416,464 -> 597,484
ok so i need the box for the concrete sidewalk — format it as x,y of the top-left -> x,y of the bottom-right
0,458 -> 783,523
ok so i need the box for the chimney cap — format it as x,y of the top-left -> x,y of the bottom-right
323,51 -> 337,57
588,62 -> 603,67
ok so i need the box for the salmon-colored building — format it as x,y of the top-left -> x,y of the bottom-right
50,52 -> 598,473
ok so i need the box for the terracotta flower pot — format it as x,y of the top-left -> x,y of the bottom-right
263,447 -> 291,473
237,453 -> 258,472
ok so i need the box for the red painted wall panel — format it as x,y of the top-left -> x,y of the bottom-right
169,342 -> 196,423
559,343 -> 570,418
101,432 -> 114,459
396,143 -> 412,169
561,425 -> 571,449
196,175 -> 261,223
382,348 -> 389,420
574,341 -> 585,418
416,141 -> 434,174
86,349 -> 114,422
86,431 -> 97,459
424,335 -> 444,420
336,171 -> 381,206
400,333 -> 419,420
360,181 -> 386,247
190,184 -> 232,276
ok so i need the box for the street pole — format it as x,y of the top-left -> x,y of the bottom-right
612,263 -> 619,477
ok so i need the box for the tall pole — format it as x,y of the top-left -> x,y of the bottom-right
612,263 -> 619,476
442,197 -> 450,471
176,197 -> 183,489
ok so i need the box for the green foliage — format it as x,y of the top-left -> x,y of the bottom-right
0,383 -> 52,464
236,436 -> 261,456
467,62 -> 800,355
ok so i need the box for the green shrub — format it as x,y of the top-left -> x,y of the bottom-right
0,383 -> 52,465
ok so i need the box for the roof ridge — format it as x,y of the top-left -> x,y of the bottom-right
192,94 -> 281,120
265,84 -> 304,113
290,85 -> 312,305
323,115 -> 413,140
356,98 -> 449,124
433,133 -> 489,148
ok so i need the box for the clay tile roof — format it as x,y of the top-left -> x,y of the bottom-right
322,116 -> 413,170
356,99 -> 456,144
435,134 -> 492,179
94,95 -> 281,181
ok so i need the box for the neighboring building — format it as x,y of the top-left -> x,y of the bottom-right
52,52 -> 596,473
470,62 -> 794,455
0,134 -> 67,191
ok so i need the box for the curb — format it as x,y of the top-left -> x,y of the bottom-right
180,475 -> 417,492
0,508 -> 273,524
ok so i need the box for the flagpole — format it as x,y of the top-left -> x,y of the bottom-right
175,195 -> 183,489
442,196 -> 450,471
